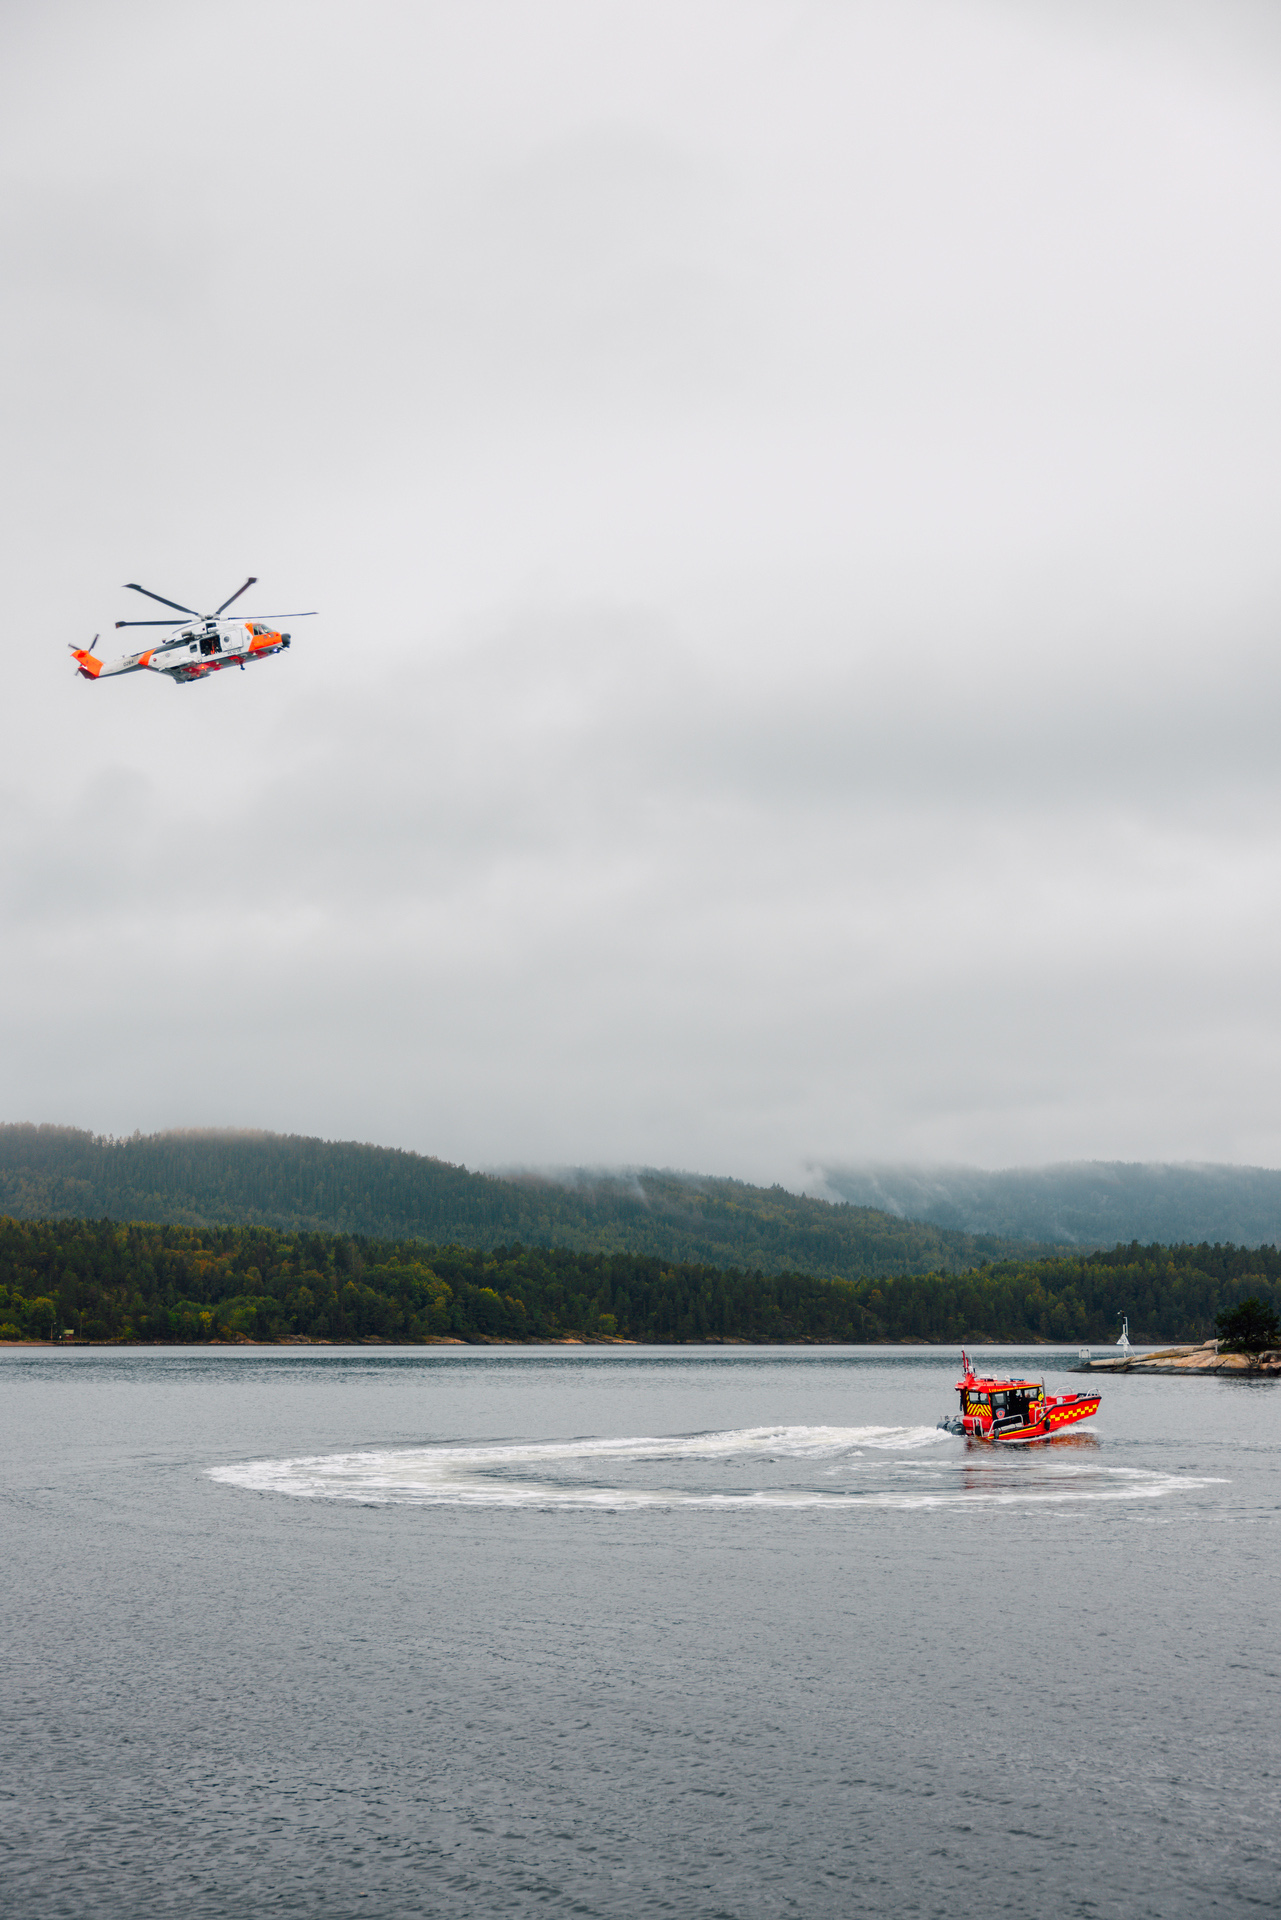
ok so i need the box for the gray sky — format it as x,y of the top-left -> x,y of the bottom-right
5,0 -> 1281,1188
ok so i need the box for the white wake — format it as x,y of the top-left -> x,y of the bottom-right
208,1424 -> 1221,1511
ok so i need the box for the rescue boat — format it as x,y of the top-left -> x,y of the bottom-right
937,1350 -> 1101,1443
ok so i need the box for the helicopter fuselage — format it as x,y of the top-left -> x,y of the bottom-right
73,619 -> 291,686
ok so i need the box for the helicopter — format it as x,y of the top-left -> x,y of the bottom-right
70,578 -> 316,686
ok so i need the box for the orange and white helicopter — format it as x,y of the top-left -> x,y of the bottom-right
70,577 -> 316,687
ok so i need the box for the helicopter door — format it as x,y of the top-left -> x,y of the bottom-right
198,631 -> 222,657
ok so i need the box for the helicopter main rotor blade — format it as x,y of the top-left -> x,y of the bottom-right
112,611 -> 318,627
123,583 -> 200,616
212,575 -> 258,618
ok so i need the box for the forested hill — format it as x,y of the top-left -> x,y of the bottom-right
1,1217 -> 1277,1346
822,1159 -> 1281,1248
0,1125 -> 1027,1281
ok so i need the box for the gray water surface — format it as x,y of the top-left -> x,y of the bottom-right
1,1346 -> 1276,1917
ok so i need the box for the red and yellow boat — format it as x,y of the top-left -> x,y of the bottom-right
938,1351 -> 1101,1443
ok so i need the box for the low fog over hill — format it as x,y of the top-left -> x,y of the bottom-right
0,1125 -> 1029,1281
819,1162 -> 1281,1248
8,1129 -> 1280,1268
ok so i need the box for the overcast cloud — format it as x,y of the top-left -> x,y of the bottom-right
4,0 -> 1281,1187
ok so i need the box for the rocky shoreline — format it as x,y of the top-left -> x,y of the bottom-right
1076,1342 -> 1281,1376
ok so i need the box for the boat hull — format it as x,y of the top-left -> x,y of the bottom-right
966,1394 -> 1102,1442
1043,1395 -> 1101,1435
939,1393 -> 1102,1443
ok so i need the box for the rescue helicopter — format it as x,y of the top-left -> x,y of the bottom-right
70,578 -> 316,686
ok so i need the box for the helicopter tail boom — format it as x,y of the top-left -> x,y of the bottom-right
70,638 -> 159,680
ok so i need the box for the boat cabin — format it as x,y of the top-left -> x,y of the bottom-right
960,1381 -> 1045,1422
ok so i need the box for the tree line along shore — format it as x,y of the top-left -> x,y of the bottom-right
2,1216 -> 1280,1348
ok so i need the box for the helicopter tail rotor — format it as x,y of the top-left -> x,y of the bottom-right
70,635 -> 103,680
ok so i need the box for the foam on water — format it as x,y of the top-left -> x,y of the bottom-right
209,1423 -> 1223,1511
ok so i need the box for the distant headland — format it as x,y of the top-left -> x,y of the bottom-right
1077,1342 -> 1281,1376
